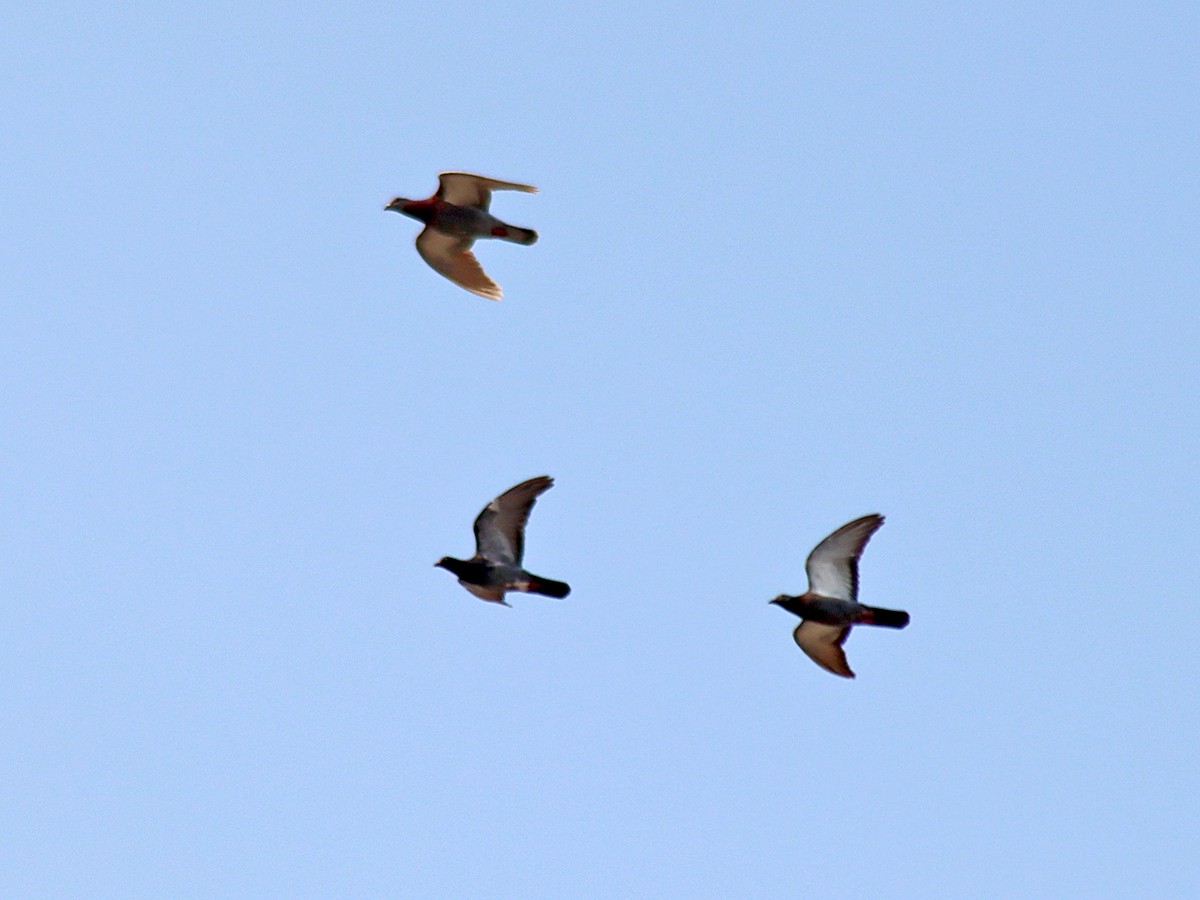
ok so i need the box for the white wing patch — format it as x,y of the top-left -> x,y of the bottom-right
804,514 -> 884,601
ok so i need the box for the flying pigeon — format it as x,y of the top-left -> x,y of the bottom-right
770,514 -> 909,678
386,171 -> 538,301
435,476 -> 570,605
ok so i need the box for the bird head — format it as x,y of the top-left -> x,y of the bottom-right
435,557 -> 473,580
386,196 -> 435,224
770,595 -> 803,616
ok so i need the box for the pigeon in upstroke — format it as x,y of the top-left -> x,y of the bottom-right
435,476 -> 570,605
770,514 -> 909,678
385,171 -> 538,301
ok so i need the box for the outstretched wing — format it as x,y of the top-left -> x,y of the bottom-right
473,476 -> 555,564
415,227 -> 502,300
804,513 -> 884,601
793,622 -> 855,678
436,172 -> 538,210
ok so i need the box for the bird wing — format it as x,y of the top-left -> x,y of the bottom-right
436,172 -> 538,210
473,476 -> 555,565
804,514 -> 884,602
793,621 -> 855,678
415,227 -> 502,300
462,583 -> 510,606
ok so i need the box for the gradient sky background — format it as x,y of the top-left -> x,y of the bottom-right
3,2 -> 1197,897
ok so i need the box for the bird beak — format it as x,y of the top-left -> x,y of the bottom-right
385,199 -> 404,212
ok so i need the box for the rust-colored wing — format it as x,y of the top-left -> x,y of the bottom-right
436,172 -> 538,210
415,227 -> 502,300
793,621 -> 855,678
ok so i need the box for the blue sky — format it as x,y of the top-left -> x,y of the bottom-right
2,2 -> 1197,896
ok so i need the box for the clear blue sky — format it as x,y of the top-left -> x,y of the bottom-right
3,2 -> 1197,897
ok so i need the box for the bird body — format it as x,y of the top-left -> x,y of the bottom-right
770,594 -> 909,629
770,514 -> 909,678
436,476 -> 569,606
386,172 -> 537,301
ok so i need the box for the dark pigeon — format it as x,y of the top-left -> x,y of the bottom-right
770,514 -> 909,678
436,476 -> 570,606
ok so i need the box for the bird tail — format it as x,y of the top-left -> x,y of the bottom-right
494,224 -> 538,245
862,605 -> 910,628
526,575 -> 570,599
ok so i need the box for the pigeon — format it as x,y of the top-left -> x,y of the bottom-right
385,172 -> 538,301
435,476 -> 570,605
769,514 -> 909,678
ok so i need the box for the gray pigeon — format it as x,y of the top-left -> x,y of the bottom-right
770,514 -> 909,678
435,476 -> 570,605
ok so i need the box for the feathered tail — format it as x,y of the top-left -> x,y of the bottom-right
862,605 -> 910,628
526,575 -> 570,599
494,224 -> 538,245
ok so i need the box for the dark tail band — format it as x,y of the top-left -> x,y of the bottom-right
864,606 -> 909,629
528,576 -> 570,599
506,226 -> 538,245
